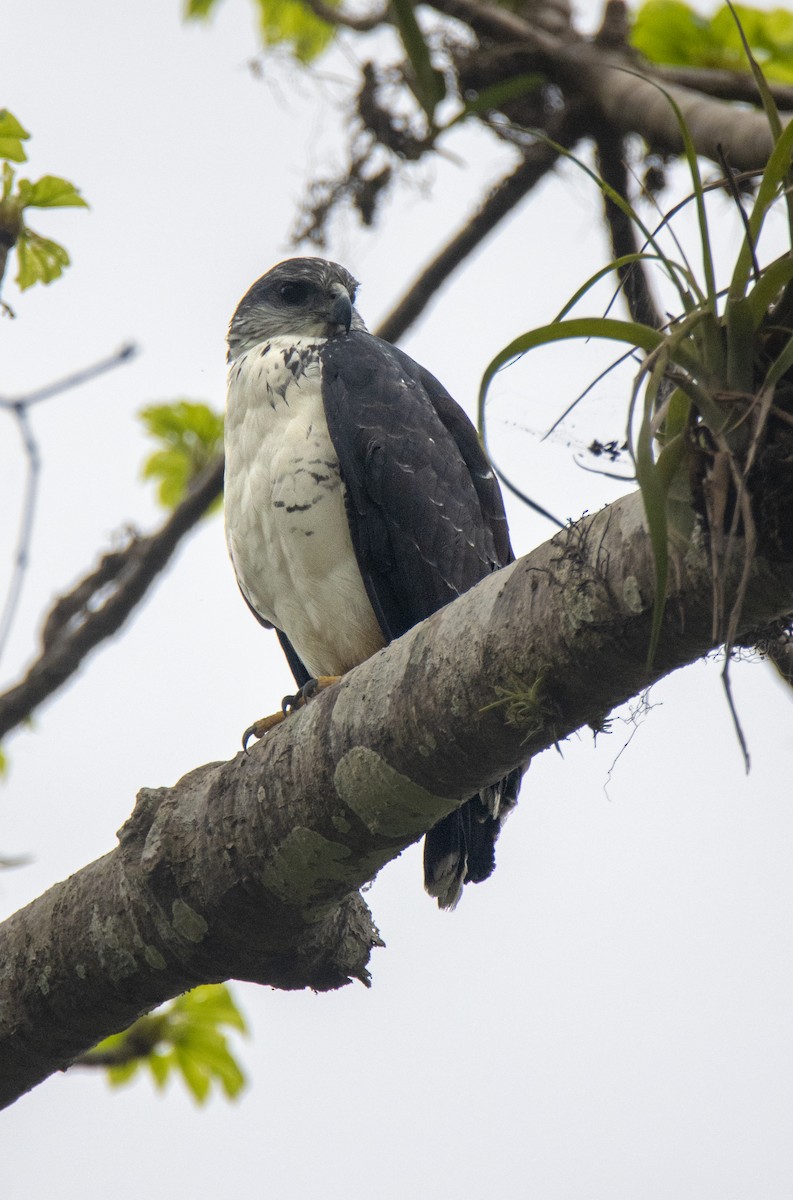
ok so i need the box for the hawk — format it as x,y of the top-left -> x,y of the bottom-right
224,257 -> 521,908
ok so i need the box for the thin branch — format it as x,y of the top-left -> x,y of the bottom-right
650,64 -> 793,110
594,132 -> 663,330
0,343 -> 137,410
376,140 -> 563,344
716,143 -> 760,282
0,407 -> 40,667
490,460 -> 565,528
431,0 -> 545,45
0,344 -> 138,666
0,455 -> 223,741
72,1014 -> 165,1069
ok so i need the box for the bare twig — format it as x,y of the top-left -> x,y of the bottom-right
0,406 -> 40,667
0,344 -> 138,666
0,455 -> 223,741
72,1013 -> 165,1069
594,132 -> 663,330
0,344 -> 137,411
376,140 -> 563,343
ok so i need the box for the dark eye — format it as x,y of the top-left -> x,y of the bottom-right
279,281 -> 311,306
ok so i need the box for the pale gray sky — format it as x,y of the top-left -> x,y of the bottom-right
3,2 -> 793,1197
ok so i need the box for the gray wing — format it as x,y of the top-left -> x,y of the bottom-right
319,331 -> 512,640
321,331 -> 521,909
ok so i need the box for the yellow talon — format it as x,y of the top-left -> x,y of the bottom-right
241,675 -> 342,750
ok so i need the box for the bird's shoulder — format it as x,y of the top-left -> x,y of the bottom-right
316,331 -> 513,639
319,331 -> 513,566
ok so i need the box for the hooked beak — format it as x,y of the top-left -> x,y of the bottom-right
328,283 -> 352,333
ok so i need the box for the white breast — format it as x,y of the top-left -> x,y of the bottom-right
224,335 -> 385,678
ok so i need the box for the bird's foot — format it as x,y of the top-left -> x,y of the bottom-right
242,675 -> 341,750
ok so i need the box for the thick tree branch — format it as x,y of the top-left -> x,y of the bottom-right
4,488 -> 793,1107
650,64 -> 793,110
430,0 -> 791,169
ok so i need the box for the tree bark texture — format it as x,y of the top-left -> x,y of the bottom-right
3,489 -> 793,1108
432,0 -> 791,170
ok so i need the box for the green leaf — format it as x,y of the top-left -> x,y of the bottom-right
204,1047 -> 246,1098
174,1045 -> 212,1104
139,400 -> 224,511
553,251 -> 696,326
521,129 -> 701,310
15,230 -> 70,289
632,0 -> 711,66
17,175 -> 88,209
0,110 -> 30,163
253,0 -> 336,63
762,327 -> 793,390
184,0 -> 221,15
147,1051 -> 173,1089
0,746 -> 7,779
712,5 -> 793,82
728,116 -> 793,305
627,70 -> 717,311
721,2 -> 783,138
478,316 -> 664,430
186,0 -> 336,60
632,356 -> 678,668
142,448 -> 193,509
632,1 -> 793,82
744,254 -> 793,327
172,982 -> 248,1033
389,0 -> 446,120
2,161 -> 15,202
87,985 -> 247,1102
106,1060 -> 141,1087
141,400 -> 224,445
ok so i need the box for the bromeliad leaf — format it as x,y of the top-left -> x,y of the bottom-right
390,0 -> 446,120
478,316 -> 664,431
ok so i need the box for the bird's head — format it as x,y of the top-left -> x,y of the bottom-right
227,257 -> 367,360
